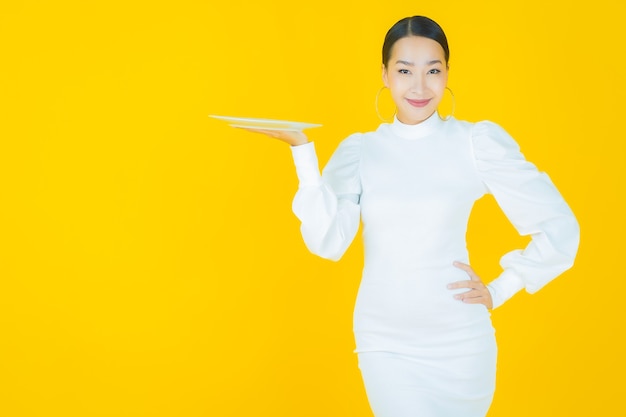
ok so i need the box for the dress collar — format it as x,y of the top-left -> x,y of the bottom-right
388,111 -> 445,140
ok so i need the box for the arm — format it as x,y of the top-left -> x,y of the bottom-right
290,138 -> 362,261
240,128 -> 362,261
473,122 -> 580,309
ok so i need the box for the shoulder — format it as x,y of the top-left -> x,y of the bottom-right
332,132 -> 364,159
471,120 -> 515,138
322,125 -> 390,177
323,132 -> 365,174
469,120 -> 523,160
330,124 -> 388,158
338,131 -> 365,147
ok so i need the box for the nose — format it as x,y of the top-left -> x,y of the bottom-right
410,73 -> 426,94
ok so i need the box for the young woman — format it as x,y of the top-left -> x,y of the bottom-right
244,15 -> 579,417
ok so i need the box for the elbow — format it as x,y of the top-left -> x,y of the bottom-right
567,215 -> 581,265
301,227 -> 350,262
554,216 -> 580,277
303,239 -> 346,262
319,252 -> 344,262
548,213 -> 581,266
296,202 -> 360,262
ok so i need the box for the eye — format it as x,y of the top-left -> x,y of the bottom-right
398,69 -> 411,75
428,68 -> 441,74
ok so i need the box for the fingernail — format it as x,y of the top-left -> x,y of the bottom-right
447,284 -> 452,289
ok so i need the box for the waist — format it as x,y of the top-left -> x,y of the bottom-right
362,255 -> 470,280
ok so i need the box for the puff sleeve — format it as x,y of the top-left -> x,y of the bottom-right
290,135 -> 362,261
471,122 -> 580,309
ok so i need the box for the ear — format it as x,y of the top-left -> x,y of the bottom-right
381,64 -> 389,88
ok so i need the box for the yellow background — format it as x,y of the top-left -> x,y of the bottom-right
1,1 -> 624,416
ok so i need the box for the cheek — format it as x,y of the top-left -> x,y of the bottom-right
431,78 -> 447,96
438,73 -> 449,90
388,76 -> 409,95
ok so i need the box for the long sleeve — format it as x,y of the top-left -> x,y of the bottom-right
290,135 -> 362,261
471,122 -> 580,309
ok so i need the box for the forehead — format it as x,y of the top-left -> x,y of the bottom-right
390,36 -> 446,62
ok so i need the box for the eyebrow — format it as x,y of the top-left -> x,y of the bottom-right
395,59 -> 443,66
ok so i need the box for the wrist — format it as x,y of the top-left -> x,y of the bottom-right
290,138 -> 309,146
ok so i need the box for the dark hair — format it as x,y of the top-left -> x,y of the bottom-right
382,16 -> 450,67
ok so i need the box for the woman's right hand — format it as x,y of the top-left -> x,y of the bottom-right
238,128 -> 309,147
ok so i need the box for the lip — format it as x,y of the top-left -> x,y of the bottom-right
406,98 -> 431,108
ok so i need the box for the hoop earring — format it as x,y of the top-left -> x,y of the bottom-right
375,86 -> 396,123
438,87 -> 456,121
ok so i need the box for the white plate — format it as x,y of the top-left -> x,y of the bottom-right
209,115 -> 322,131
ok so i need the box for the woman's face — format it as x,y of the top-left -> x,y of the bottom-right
382,36 -> 448,125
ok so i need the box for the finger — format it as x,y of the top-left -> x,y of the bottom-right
452,261 -> 476,276
459,295 -> 487,304
239,127 -> 280,137
453,283 -> 493,309
237,127 -> 263,133
454,286 -> 481,296
447,280 -> 472,290
452,261 -> 482,282
455,289 -> 487,301
447,279 -> 485,290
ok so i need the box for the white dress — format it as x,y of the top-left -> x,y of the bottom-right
289,113 -> 579,417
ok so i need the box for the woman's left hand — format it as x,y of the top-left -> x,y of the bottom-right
448,261 -> 493,310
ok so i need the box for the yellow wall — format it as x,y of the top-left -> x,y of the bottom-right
1,1 -> 624,416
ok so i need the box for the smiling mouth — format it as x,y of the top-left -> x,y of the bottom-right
406,98 -> 431,108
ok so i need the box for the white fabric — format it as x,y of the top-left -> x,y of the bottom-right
289,113 -> 579,416
358,349 -> 497,417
